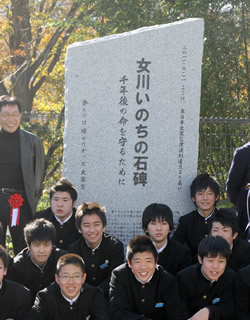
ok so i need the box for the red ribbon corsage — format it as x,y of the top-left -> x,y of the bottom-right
8,193 -> 24,226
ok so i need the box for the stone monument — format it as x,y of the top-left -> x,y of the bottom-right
63,18 -> 204,244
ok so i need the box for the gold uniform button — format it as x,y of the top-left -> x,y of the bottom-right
70,306 -> 73,310
59,239 -> 63,243
203,295 -> 207,299
60,225 -> 63,229
91,264 -> 95,268
142,285 -> 145,289
141,299 -> 145,302
92,252 -> 95,255
205,234 -> 208,237
92,277 -> 96,281
205,221 -> 207,224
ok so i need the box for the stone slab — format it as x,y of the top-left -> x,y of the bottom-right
63,18 -> 204,244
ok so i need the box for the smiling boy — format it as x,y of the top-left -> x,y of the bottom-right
68,201 -> 124,297
24,253 -> 109,320
173,173 -> 220,260
109,235 -> 187,320
209,208 -> 250,271
8,218 -> 65,302
35,178 -> 80,250
0,245 -> 31,320
177,236 -> 235,320
142,203 -> 192,275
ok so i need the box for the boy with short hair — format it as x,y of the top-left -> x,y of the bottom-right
24,253 -> 109,320
209,208 -> 250,271
8,218 -> 65,302
177,236 -> 235,320
68,201 -> 124,298
35,178 -> 80,249
173,173 -> 220,260
234,264 -> 250,319
0,245 -> 31,319
109,235 -> 187,320
142,203 -> 192,275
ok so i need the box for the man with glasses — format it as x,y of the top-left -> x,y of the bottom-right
25,253 -> 109,319
0,95 -> 44,255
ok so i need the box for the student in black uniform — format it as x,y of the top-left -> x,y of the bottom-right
68,201 -> 124,298
24,253 -> 109,320
142,203 -> 192,275
173,173 -> 220,260
35,178 -> 80,250
177,236 -> 235,320
0,245 -> 31,320
109,235 -> 187,320
235,264 -> 250,320
8,218 -> 65,302
209,208 -> 250,271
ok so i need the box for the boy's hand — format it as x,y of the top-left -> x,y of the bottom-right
188,307 -> 209,320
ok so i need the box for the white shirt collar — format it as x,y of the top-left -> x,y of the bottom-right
201,266 -> 218,284
198,208 -> 215,221
54,212 -> 73,225
61,290 -> 80,305
85,239 -> 102,252
156,240 -> 168,253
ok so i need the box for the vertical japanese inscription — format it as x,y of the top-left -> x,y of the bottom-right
133,58 -> 151,187
118,76 -> 129,186
177,46 -> 187,190
80,99 -> 88,190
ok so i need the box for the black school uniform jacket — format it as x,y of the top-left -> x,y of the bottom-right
173,209 -> 217,259
235,265 -> 250,320
9,246 -> 65,302
34,207 -> 81,250
158,239 -> 192,276
68,232 -> 124,297
109,263 -> 187,320
228,238 -> 250,271
24,281 -> 109,320
0,279 -> 31,320
177,263 -> 235,320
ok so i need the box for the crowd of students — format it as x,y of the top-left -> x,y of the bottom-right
0,174 -> 250,320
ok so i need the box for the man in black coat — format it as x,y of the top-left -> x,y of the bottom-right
109,235 -> 187,320
235,264 -> 250,320
68,201 -> 124,298
177,236 -> 235,320
35,178 -> 81,250
226,142 -> 250,238
25,253 -> 109,320
0,245 -> 31,320
8,218 -> 65,302
142,203 -> 192,276
0,95 -> 45,255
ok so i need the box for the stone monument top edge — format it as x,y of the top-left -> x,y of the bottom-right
67,18 -> 204,50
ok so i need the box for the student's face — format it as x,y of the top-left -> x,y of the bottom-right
28,240 -> 53,268
198,254 -> 227,281
79,213 -> 104,249
0,257 -> 7,283
192,187 -> 218,217
51,191 -> 76,222
128,251 -> 156,283
56,263 -> 86,300
210,222 -> 238,248
146,219 -> 171,248
0,104 -> 22,133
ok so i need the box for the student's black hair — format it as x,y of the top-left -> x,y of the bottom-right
126,235 -> 158,263
0,95 -> 22,113
75,202 -> 107,230
0,245 -> 9,269
198,236 -> 230,262
24,218 -> 56,245
56,253 -> 85,275
50,178 -> 78,202
190,173 -> 220,204
142,203 -> 174,232
208,208 -> 239,235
